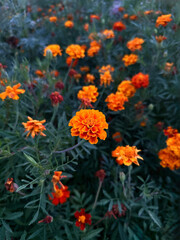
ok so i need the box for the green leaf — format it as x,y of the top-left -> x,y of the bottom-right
20,231 -> 27,240
24,153 -> 40,168
82,228 -> 103,240
1,220 -> 13,233
4,211 -> 23,220
147,210 -> 162,228
29,210 -> 39,225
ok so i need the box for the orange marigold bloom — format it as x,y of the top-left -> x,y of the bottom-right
164,62 -> 174,72
117,80 -> 136,98
100,71 -> 113,87
90,14 -> 100,22
166,133 -> 180,157
129,15 -> 138,20
44,44 -> 62,57
163,126 -> 178,138
102,29 -> 115,39
131,73 -> 149,89
123,14 -> 129,19
127,37 -> 145,52
122,54 -> 138,67
80,66 -> 90,72
99,65 -> 114,73
49,16 -> 58,23
66,56 -> 78,67
77,85 -> 99,103
64,20 -> 74,28
105,92 -> 128,111
0,83 -> 25,101
66,44 -> 85,59
158,148 -> 180,170
144,10 -> 153,15
51,70 -> 59,77
112,145 -> 143,166
155,14 -> 172,27
85,73 -> 95,84
22,116 -> 46,138
112,132 -> 123,143
35,70 -> 45,78
87,41 -> 101,57
84,23 -> 89,31
49,185 -> 70,205
113,21 -> 126,31
118,7 -> 125,12
155,35 -> 167,43
69,109 -> 108,144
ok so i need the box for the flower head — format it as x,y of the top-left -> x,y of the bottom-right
69,109 -> 108,144
0,83 -> 25,101
102,29 -> 115,39
55,81 -> 64,90
85,73 -> 95,84
122,54 -> 138,67
44,44 -> 62,57
156,14 -> 172,27
117,80 -> 136,98
112,132 -> 123,143
66,56 -> 78,67
155,35 -> 167,43
49,16 -> 58,23
113,21 -> 126,31
66,44 -> 85,59
77,85 -> 99,103
90,15 -> 100,22
49,185 -> 70,205
5,178 -> 15,192
50,91 -> 63,106
105,92 -> 128,111
74,209 -> 92,230
35,70 -> 45,78
64,20 -> 74,28
112,145 -> 143,166
38,215 -> 53,224
127,38 -> 144,52
163,126 -> 178,138
95,169 -> 106,182
131,72 -> 149,89
84,23 -> 89,31
87,41 -> 101,57
22,117 -> 46,138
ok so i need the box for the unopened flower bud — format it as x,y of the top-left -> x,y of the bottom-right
46,49 -> 53,60
148,104 -> 154,111
119,172 -> 125,183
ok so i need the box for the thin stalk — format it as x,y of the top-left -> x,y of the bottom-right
53,139 -> 85,154
92,180 -> 103,210
50,105 -> 58,124
63,60 -> 73,90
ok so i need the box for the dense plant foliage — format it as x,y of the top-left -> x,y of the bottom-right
0,0 -> 180,239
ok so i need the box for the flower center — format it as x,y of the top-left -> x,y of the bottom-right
78,215 -> 86,223
55,189 -> 63,198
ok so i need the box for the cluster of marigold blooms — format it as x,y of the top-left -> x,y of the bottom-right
158,127 -> 180,170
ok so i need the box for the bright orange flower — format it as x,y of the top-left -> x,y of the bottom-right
127,38 -> 145,52
155,35 -> 167,43
77,85 -> 99,103
117,80 -> 136,98
129,15 -> 138,20
51,70 -> 59,77
118,7 -> 125,12
102,29 -> 115,39
112,145 -> 143,166
100,71 -> 113,87
90,15 -> 100,22
105,92 -> 128,111
49,16 -> 58,23
84,23 -> 89,31
80,66 -> 90,72
158,147 -> 180,170
35,70 -> 45,78
0,79 -> 7,87
66,44 -> 85,59
163,126 -> 178,138
166,133 -> 180,157
66,56 -> 78,67
131,73 -> 149,89
0,83 -> 25,101
44,44 -> 62,57
85,73 -> 95,84
51,171 -> 67,189
69,109 -> 108,144
64,20 -> 74,28
122,54 -> 138,67
99,65 -> 114,73
123,14 -> 129,19
112,132 -> 123,143
87,41 -> 101,57
22,117 -> 46,138
144,10 -> 153,15
49,185 -> 70,205
113,21 -> 126,31
155,14 -> 172,27
164,62 -> 174,72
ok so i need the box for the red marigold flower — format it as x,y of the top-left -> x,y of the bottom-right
112,145 -> 143,166
155,14 -> 172,27
50,91 -> 63,106
129,15 -> 138,20
131,72 -> 149,89
74,209 -> 92,230
95,169 -> 106,182
66,56 -> 78,67
163,126 -> 178,138
69,109 -> 108,144
49,185 -> 70,205
69,69 -> 78,77
55,81 -> 64,90
49,16 -> 58,23
113,21 -> 126,31
35,70 -> 45,78
105,92 -> 128,111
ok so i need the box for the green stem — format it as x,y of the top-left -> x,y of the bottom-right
53,139 -> 85,154
63,60 -> 73,90
13,101 -> 19,130
50,105 -> 58,124
92,180 -> 103,210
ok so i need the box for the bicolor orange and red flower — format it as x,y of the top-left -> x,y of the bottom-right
69,109 -> 108,144
77,85 -> 99,103
163,126 -> 178,138
66,44 -> 85,59
74,209 -> 92,230
155,14 -> 172,27
131,73 -> 149,89
22,117 -> 46,138
64,20 -> 74,28
113,21 -> 126,31
66,56 -> 78,67
49,185 -> 70,205
0,83 -> 25,101
117,80 -> 136,98
44,44 -> 62,57
164,62 -> 174,72
112,145 -> 143,166
105,92 -> 128,111
49,16 -> 58,23
102,29 -> 115,39
50,91 -> 63,106
90,15 -> 100,22
155,36 -> 167,43
127,38 -> 145,52
35,70 -> 45,78
122,54 -> 138,67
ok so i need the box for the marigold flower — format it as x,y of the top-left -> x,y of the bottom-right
64,20 -> 74,28
123,14 -> 129,19
66,56 -> 78,67
49,16 -> 58,23
51,70 -> 59,78
155,35 -> 167,43
5,178 -> 15,192
66,44 -> 85,59
95,169 -> 106,182
84,23 -> 89,31
112,132 -> 123,143
105,204 -> 127,219
122,54 -> 138,67
163,126 -> 178,138
155,14 -> 172,27
90,14 -> 100,22
105,92 -> 128,111
129,15 -> 138,20
44,44 -> 62,57
100,71 -> 113,87
74,73 -> 82,82
164,62 -> 174,72
112,145 -> 143,166
144,10 -> 153,15
79,98 -> 94,109
102,29 -> 115,39
0,79 -> 7,87
85,73 -> 95,84
69,109 -> 108,144
117,80 -> 136,98
0,83 -> 25,101
158,148 -> 180,170
77,85 -> 99,103
22,117 -> 46,138
80,66 -> 90,72
49,185 -> 70,205
131,72 -> 149,89
50,91 -> 63,106
74,209 -> 92,230
35,70 -> 45,78
88,32 -> 99,41
127,38 -> 144,52
113,21 -> 126,31
87,41 -> 101,57
118,7 -> 125,12
99,65 -> 114,73
166,133 -> 180,157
